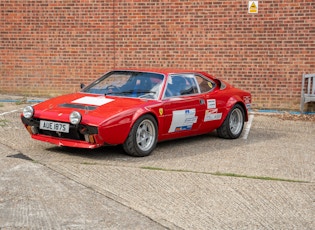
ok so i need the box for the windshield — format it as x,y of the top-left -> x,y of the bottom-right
82,71 -> 165,99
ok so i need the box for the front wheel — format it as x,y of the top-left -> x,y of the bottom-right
123,114 -> 158,157
217,104 -> 245,139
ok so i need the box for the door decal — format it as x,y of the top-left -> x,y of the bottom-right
168,109 -> 197,133
207,99 -> 216,109
204,109 -> 222,122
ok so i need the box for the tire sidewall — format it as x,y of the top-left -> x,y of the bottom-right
227,104 -> 245,138
124,114 -> 158,157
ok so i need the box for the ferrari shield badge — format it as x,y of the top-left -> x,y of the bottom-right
159,108 -> 163,116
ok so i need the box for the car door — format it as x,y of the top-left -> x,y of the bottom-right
161,74 -> 207,139
195,74 -> 224,132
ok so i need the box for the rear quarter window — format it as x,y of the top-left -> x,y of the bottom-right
196,75 -> 216,93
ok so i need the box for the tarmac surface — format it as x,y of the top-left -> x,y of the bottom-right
0,95 -> 314,229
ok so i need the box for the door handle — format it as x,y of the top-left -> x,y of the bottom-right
200,99 -> 205,105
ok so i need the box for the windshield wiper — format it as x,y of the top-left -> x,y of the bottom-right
133,90 -> 156,94
105,90 -> 132,95
106,90 -> 156,95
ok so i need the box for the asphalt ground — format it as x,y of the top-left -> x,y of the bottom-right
0,95 -> 314,229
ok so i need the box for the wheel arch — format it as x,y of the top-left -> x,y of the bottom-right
226,96 -> 248,122
123,110 -> 159,157
217,101 -> 247,139
235,101 -> 248,122
98,108 -> 159,145
130,109 -> 159,132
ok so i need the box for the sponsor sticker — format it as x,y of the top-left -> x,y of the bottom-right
243,96 -> 251,109
169,109 -> 198,133
243,96 -> 251,104
207,99 -> 216,109
204,110 -> 222,122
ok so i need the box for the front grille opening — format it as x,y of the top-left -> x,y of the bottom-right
23,118 -> 98,142
39,127 -> 85,141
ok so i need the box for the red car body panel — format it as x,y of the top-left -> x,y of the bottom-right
21,69 -> 251,150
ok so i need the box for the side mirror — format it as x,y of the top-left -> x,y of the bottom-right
80,83 -> 85,89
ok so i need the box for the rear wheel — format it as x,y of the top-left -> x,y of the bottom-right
217,104 -> 245,139
123,114 -> 158,157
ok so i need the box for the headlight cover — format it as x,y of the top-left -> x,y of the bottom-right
69,111 -> 82,125
23,106 -> 34,119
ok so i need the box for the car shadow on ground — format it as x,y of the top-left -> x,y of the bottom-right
44,127 -> 281,163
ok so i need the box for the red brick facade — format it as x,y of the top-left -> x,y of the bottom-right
1,0 -> 314,110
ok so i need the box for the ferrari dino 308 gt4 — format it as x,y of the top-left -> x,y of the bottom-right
21,69 -> 251,156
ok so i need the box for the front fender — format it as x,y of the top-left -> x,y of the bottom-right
98,110 -> 134,145
98,107 -> 160,145
130,107 -> 160,130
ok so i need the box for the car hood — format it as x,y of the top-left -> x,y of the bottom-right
33,93 -> 158,126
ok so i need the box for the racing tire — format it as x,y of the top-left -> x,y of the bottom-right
123,114 -> 158,157
217,104 -> 245,139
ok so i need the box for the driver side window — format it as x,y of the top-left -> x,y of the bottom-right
164,74 -> 199,98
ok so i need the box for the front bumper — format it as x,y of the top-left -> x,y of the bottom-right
21,116 -> 102,148
31,134 -> 102,149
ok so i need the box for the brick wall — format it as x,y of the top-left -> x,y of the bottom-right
1,0 -> 314,110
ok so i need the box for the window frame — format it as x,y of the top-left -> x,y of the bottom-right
163,73 -> 201,99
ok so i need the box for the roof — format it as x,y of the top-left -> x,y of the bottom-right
112,68 -> 209,76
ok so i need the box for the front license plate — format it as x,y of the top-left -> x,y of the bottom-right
40,120 -> 70,133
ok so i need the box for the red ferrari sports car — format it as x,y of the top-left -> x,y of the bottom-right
21,69 -> 251,156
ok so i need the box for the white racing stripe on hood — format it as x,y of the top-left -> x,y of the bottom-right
71,96 -> 114,106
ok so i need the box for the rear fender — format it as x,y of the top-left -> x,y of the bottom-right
226,96 -> 248,121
